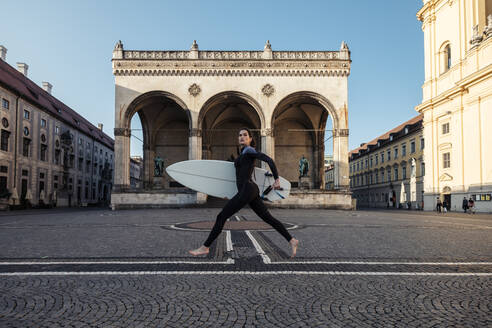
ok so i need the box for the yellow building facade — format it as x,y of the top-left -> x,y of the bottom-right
416,0 -> 492,212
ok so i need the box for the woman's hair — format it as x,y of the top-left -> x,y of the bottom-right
239,127 -> 256,148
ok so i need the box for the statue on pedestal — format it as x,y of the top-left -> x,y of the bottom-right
299,155 -> 309,178
154,156 -> 164,177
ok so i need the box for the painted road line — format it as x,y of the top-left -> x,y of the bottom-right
226,230 -> 233,252
245,230 -> 271,264
0,271 -> 491,277
0,259 -> 234,265
270,261 -> 492,265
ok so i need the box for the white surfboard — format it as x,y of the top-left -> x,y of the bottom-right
165,160 -> 291,202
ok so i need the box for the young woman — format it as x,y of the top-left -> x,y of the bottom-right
189,128 -> 299,257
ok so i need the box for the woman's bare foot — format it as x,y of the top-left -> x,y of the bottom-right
289,238 -> 299,258
188,246 -> 209,256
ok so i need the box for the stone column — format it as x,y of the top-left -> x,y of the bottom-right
113,128 -> 131,191
333,128 -> 349,190
142,143 -> 151,189
189,128 -> 202,160
260,128 -> 274,170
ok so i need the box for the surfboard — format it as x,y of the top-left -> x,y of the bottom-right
165,160 -> 291,202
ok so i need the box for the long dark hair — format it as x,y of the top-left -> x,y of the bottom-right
239,127 -> 256,148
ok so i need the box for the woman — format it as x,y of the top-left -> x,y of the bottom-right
189,128 -> 299,257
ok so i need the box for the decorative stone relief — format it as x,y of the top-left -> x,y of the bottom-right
190,128 -> 202,137
114,128 -> 131,137
261,84 -> 275,97
261,128 -> 272,137
470,25 -> 483,47
188,83 -> 201,97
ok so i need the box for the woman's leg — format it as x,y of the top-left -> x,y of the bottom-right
249,196 -> 299,257
249,196 -> 292,241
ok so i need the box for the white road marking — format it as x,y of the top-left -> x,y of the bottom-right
226,230 -> 233,252
0,271 -> 490,277
270,261 -> 492,265
245,230 -> 271,264
0,259 -> 234,265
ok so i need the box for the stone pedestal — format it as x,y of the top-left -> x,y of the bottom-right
153,176 -> 164,189
299,176 -> 313,190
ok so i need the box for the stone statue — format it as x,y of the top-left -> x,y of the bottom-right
299,155 -> 309,177
411,158 -> 416,178
154,155 -> 164,177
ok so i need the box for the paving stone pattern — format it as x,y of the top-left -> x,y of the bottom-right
0,208 -> 491,327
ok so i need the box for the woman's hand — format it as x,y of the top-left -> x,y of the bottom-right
273,178 -> 281,190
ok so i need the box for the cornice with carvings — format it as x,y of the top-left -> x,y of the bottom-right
113,60 -> 350,77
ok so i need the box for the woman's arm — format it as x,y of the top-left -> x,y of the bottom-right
243,147 -> 279,179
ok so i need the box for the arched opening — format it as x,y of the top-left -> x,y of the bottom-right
125,91 -> 190,190
272,92 -> 336,189
199,92 -> 263,161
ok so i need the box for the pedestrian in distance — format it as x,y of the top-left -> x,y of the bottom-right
468,198 -> 475,214
462,197 -> 468,213
189,128 -> 299,257
436,197 -> 442,213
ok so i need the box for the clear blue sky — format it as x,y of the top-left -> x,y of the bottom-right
0,0 -> 424,157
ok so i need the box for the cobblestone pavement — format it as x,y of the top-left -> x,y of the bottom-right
0,208 -> 491,327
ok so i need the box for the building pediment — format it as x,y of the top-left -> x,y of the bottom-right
439,173 -> 453,181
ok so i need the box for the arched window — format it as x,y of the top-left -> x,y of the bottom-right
440,42 -> 451,74
445,44 -> 451,70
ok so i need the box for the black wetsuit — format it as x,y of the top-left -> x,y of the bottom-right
203,146 -> 293,247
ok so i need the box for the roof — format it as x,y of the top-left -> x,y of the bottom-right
349,114 -> 423,157
0,59 -> 114,150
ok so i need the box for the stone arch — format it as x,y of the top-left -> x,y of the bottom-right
272,91 -> 340,130
122,91 -> 191,130
271,91 -> 342,189
198,91 -> 265,161
198,91 -> 265,131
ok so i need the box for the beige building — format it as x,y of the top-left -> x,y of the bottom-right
111,40 -> 352,209
349,115 -> 425,209
416,0 -> 492,212
130,156 -> 143,189
0,46 -> 114,208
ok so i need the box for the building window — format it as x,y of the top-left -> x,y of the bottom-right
23,110 -> 30,119
0,176 -> 7,194
443,153 -> 450,169
420,138 -> 425,150
394,148 -> 398,159
387,150 -> 391,161
387,168 -> 391,182
381,171 -> 384,183
2,98 -> 9,110
79,138 -> 82,145
23,127 -> 29,136
41,119 -> 47,128
22,138 -> 30,157
410,141 -> 416,153
375,172 -> 379,183
40,144 -> 47,161
357,162 -> 360,171
370,157 -> 373,167
444,44 -> 451,71
381,153 -> 384,163
1,118 -> 8,128
375,155 -> 379,165
55,126 -> 59,134
394,167 -> 398,181
402,144 -> 406,156
442,123 -> 450,134
421,162 -> 425,176
1,130 -> 10,151
402,166 -> 407,180
78,158 -> 83,171
55,149 -> 61,165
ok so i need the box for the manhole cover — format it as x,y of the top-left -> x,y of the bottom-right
174,221 -> 296,231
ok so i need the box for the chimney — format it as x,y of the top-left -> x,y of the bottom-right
42,82 -> 52,94
16,63 -> 28,76
97,123 -> 103,131
0,46 -> 6,61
